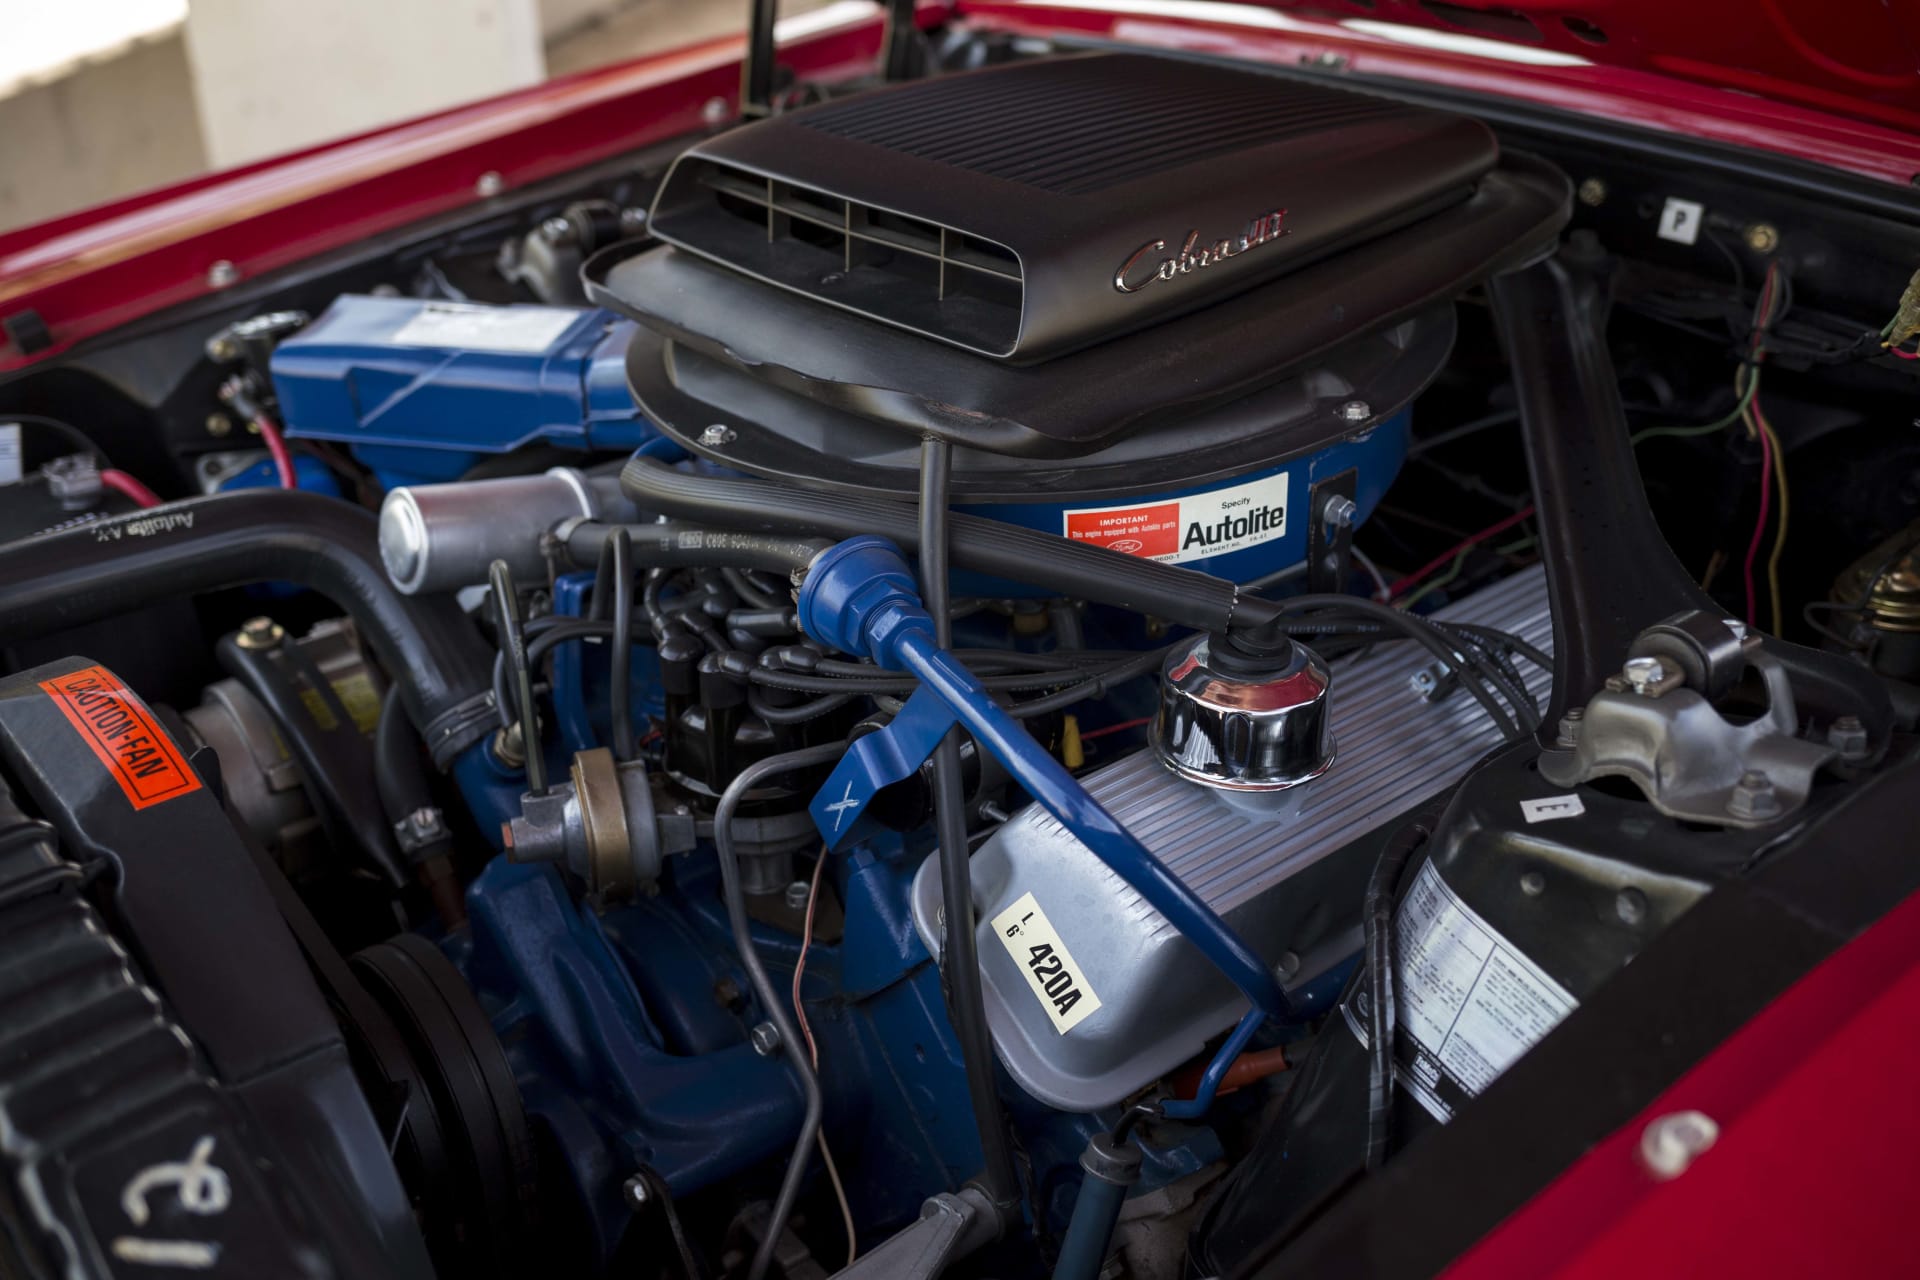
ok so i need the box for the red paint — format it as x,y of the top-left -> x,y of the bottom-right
954,4 -> 1920,185
1054,1 -> 1920,128
1445,882 -> 1920,1279
0,9 -> 905,371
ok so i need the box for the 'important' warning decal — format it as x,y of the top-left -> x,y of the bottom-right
39,666 -> 201,810
1061,471 -> 1288,565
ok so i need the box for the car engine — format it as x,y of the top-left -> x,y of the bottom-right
1,30 -> 1917,1280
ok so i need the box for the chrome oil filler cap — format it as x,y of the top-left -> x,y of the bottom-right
1152,632 -> 1334,792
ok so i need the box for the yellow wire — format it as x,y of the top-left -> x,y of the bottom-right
1756,414 -> 1790,637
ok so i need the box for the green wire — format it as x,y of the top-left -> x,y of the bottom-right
1629,369 -> 1760,447
1401,534 -> 1538,611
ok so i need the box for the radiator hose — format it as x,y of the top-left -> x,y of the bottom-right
0,492 -> 496,765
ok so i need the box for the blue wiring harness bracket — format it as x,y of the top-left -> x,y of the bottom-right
795,537 -> 1296,1082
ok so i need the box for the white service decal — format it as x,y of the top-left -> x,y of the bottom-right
1349,861 -> 1577,1122
1519,794 -> 1585,823
1657,197 -> 1705,246
992,891 -> 1103,1034
0,422 -> 20,486
1060,471 -> 1288,565
388,301 -> 581,353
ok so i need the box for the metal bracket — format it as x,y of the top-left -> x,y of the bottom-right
810,686 -> 955,850
742,0 -> 780,118
1306,468 -> 1357,596
1541,644 -> 1837,829
826,1186 -> 999,1280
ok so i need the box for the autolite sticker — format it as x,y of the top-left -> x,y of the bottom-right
1061,471 -> 1289,565
39,666 -> 202,810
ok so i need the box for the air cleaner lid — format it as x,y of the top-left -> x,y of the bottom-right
644,53 -> 1499,362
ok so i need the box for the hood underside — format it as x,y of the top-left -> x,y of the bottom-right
1009,0 -> 1920,132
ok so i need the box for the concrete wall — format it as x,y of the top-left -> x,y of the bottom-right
182,0 -> 548,170
0,28 -> 207,233
0,0 -> 800,234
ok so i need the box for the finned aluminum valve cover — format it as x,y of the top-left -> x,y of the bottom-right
910,568 -> 1552,1110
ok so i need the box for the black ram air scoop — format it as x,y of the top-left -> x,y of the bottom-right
587,52 -> 1569,496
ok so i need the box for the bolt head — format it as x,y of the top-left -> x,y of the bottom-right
1576,177 -> 1607,206
206,260 -> 240,289
702,96 -> 731,127
1519,871 -> 1546,897
475,170 -> 505,198
1615,886 -> 1649,925
1622,656 -> 1669,695
1340,400 -> 1371,424
623,1174 -> 651,1209
699,423 -> 736,448
1321,493 -> 1357,529
1640,1110 -> 1719,1179
749,1021 -> 781,1057
236,617 -> 284,650
1743,223 -> 1780,255
784,880 -> 811,911
539,215 -> 576,245
205,413 -> 233,438
1554,709 -> 1585,749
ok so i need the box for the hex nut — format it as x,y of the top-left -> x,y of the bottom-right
750,1021 -> 782,1057
236,617 -> 285,651
1726,769 -> 1781,821
1826,715 -> 1869,760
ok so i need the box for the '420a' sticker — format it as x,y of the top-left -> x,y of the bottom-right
991,891 -> 1103,1034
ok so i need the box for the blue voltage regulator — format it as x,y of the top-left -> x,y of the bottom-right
271,295 -> 650,487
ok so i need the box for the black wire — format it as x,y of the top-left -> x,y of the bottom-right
713,741 -> 848,1280
1274,596 -> 1520,739
3,412 -> 112,467
721,566 -> 782,611
609,528 -> 637,761
920,436 -> 1022,1211
489,560 -> 546,794
1007,646 -> 1170,719
1364,824 -> 1427,1172
746,686 -> 856,725
632,1166 -> 708,1280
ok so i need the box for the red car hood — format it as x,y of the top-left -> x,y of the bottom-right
1094,0 -> 1920,131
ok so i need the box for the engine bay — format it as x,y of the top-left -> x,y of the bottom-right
2,21 -> 1919,1280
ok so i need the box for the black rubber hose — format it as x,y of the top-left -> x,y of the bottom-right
1364,824 -> 1428,1172
713,741 -> 849,1280
0,492 -> 493,763
609,528 -> 637,761
920,438 -> 1022,1212
563,519 -> 831,577
619,456 -> 1257,634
